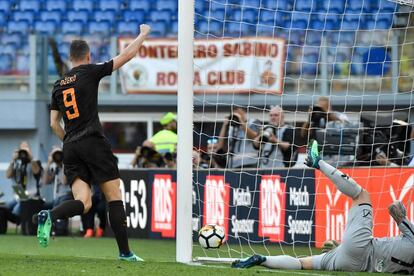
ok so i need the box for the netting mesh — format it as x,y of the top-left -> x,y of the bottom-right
190,0 -> 414,260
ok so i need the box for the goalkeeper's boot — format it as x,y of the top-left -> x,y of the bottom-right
305,139 -> 321,169
231,254 -> 266,269
37,210 -> 52,248
119,252 -> 144,262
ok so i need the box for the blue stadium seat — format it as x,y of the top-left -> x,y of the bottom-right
156,0 -> 177,12
18,0 -> 40,11
0,54 -> 12,73
196,20 -> 223,37
34,21 -> 57,35
94,10 -> 116,22
62,20 -> 83,35
72,0 -> 94,12
232,9 -> 257,24
256,25 -> 275,36
301,54 -> 319,75
319,0 -> 345,14
259,10 -> 275,25
122,10 -> 145,22
148,21 -> 167,37
45,0 -> 67,12
378,0 -> 397,12
16,54 -> 29,73
206,9 -> 225,22
208,1 -> 226,12
7,21 -> 30,34
116,21 -> 139,35
243,0 -> 261,8
346,0 -> 371,13
294,0 -> 317,12
263,0 -> 291,11
329,31 -> 356,46
169,20 -> 178,37
0,11 -> 6,26
195,0 -> 204,13
13,11 -> 35,24
39,11 -> 61,23
375,12 -> 394,23
67,10 -> 89,23
59,42 -> 70,59
288,11 -> 310,29
0,0 -> 11,12
1,33 -> 23,46
365,18 -> 393,30
305,30 -> 322,46
224,21 -> 253,37
48,55 -> 58,75
99,0 -> 120,11
129,0 -> 151,12
149,10 -> 171,23
341,20 -> 360,31
88,21 -> 111,35
0,43 -> 16,55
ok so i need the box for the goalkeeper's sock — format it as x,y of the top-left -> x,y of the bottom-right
318,160 -> 362,199
262,255 -> 302,270
50,200 -> 84,220
108,200 -> 130,255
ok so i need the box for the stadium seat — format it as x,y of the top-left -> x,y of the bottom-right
148,21 -> 166,37
243,0 -> 261,8
34,21 -> 57,35
99,0 -> 120,11
1,33 -> 23,46
72,0 -> 94,12
18,0 -> 40,11
305,30 -> 323,46
0,0 -> 11,12
0,54 -> 12,73
116,21 -> 139,35
156,0 -> 177,12
378,0 -> 397,12
169,20 -> 178,37
341,19 -> 360,31
375,12 -> 394,24
294,0 -> 317,12
129,0 -> 151,12
263,0 -> 290,11
45,0 -> 67,12
39,11 -> 61,23
122,10 -> 145,22
346,0 -> 371,13
259,10 -> 275,25
67,10 -> 89,23
319,0 -> 345,14
0,44 -> 16,55
195,0 -> 204,13
329,31 -> 356,46
232,8 -> 257,24
149,10 -> 171,23
206,10 -> 225,22
7,21 -> 30,34
365,18 -> 393,30
88,21 -> 111,35
224,21 -> 253,37
13,11 -> 35,24
196,20 -> 223,37
93,10 -> 116,22
208,1 -> 226,12
61,20 -> 84,35
256,25 -> 275,36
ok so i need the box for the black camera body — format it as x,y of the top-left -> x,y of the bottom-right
260,125 -> 275,143
52,150 -> 63,163
17,149 -> 30,164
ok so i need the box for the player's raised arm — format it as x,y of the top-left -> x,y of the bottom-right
112,24 -> 151,71
50,110 -> 65,141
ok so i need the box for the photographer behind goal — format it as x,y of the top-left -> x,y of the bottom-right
5,141 -> 42,220
253,106 -> 296,168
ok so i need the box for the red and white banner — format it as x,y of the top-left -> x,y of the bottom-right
315,168 -> 414,247
258,175 -> 286,242
151,174 -> 176,238
203,175 -> 230,240
118,37 -> 286,94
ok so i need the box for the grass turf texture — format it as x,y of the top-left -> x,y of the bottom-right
0,234 -> 396,276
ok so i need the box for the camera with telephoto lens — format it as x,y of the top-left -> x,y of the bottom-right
260,126 -> 275,143
52,150 -> 63,163
17,149 -> 30,164
227,113 -> 241,126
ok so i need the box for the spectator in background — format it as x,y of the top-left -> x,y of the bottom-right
130,141 -> 165,168
5,141 -> 42,223
216,106 -> 260,169
254,106 -> 296,168
150,112 -> 177,154
42,146 -> 71,235
82,185 -> 106,238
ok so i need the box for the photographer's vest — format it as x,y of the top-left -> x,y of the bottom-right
150,129 -> 177,153
259,125 -> 288,168
229,119 -> 260,168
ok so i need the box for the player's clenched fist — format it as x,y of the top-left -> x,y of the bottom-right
140,24 -> 151,36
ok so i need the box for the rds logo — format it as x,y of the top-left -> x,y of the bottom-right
203,175 -> 230,240
259,175 -> 286,242
151,174 -> 176,238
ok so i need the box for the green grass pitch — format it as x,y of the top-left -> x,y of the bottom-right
0,234 -> 395,275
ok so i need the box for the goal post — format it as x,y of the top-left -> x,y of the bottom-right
176,0 -> 195,264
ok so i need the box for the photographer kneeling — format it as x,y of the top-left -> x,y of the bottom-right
253,106 -> 296,168
5,141 -> 42,226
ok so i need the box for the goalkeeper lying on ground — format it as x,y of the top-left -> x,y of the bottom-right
232,140 -> 414,274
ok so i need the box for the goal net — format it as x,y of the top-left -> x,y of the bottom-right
178,0 -> 414,263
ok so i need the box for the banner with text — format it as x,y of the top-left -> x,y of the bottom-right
118,37 -> 285,94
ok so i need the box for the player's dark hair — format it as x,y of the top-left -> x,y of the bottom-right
70,40 -> 90,61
